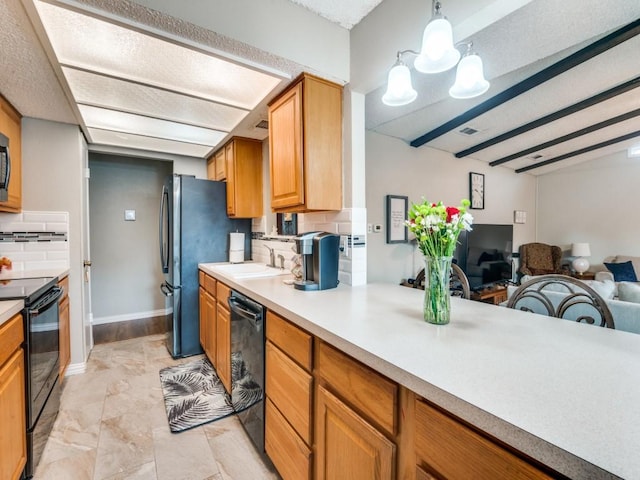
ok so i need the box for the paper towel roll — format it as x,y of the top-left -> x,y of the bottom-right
229,250 -> 244,263
230,232 -> 244,251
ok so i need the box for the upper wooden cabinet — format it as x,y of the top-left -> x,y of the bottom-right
207,137 -> 263,218
268,73 -> 342,213
0,95 -> 22,213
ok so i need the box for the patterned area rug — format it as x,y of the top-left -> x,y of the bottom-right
159,354 -> 262,433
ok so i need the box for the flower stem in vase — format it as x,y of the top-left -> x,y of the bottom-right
423,256 -> 452,325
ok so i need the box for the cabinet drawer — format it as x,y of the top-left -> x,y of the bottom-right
266,398 -> 312,480
204,274 -> 217,297
266,341 -> 312,445
216,282 -> 230,305
415,399 -> 553,479
316,341 -> 397,437
266,311 -> 312,371
199,270 -> 205,286
0,314 -> 23,367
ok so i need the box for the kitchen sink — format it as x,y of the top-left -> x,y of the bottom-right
203,262 -> 289,279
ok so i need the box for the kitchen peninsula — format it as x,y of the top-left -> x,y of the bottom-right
201,264 -> 638,480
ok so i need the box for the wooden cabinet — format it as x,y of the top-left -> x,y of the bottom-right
414,397 -> 554,479
58,275 -> 70,380
0,314 -> 27,480
265,311 -> 314,480
315,341 -> 398,480
316,384 -> 396,480
471,286 -> 508,305
268,73 -> 342,213
207,137 -> 263,218
198,271 -> 217,364
215,282 -> 231,392
0,95 -> 22,213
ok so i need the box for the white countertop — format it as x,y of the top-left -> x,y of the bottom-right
201,263 -> 639,479
0,267 -> 70,281
0,300 -> 24,327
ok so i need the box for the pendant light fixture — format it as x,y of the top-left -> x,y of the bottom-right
382,0 -> 490,106
449,42 -> 490,99
414,1 -> 460,74
382,51 -> 418,106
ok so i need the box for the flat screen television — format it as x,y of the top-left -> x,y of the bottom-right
454,224 -> 514,290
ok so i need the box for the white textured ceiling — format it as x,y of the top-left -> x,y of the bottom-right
2,0 -> 639,173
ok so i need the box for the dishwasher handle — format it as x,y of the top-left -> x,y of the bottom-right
228,296 -> 263,330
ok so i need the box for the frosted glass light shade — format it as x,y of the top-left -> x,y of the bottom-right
449,53 -> 490,99
414,18 -> 460,74
572,257 -> 590,274
382,63 -> 417,106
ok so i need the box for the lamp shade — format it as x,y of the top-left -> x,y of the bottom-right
571,243 -> 591,257
382,62 -> 417,106
414,18 -> 460,74
449,53 -> 490,99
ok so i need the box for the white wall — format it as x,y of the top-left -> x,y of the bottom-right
365,131 -> 537,283
21,118 -> 87,366
537,150 -> 640,269
89,154 -> 173,322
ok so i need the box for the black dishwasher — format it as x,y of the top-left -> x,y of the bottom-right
228,290 -> 266,453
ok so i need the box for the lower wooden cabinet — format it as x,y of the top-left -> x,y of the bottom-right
315,384 -> 396,480
215,301 -> 231,393
0,314 -> 27,480
198,286 -> 216,362
58,275 -> 70,379
265,398 -> 312,480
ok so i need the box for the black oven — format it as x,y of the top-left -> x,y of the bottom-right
0,277 -> 62,479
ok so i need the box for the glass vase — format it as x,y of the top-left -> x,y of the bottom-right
423,256 -> 452,325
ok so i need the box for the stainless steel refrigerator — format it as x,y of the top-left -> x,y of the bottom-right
159,174 -> 251,358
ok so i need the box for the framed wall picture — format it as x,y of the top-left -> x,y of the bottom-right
386,195 -> 408,243
469,172 -> 485,210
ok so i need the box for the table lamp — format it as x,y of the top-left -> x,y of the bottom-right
571,243 -> 591,275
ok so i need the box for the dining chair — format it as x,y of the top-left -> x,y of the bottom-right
505,274 -> 615,328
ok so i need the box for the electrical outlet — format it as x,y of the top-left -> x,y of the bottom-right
374,224 -> 382,233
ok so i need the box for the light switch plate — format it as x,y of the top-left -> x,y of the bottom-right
125,210 -> 136,221
514,210 -> 526,224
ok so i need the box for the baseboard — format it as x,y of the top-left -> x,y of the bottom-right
64,362 -> 86,376
92,308 -> 171,325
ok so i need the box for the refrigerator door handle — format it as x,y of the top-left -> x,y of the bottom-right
159,184 -> 169,274
160,282 -> 176,297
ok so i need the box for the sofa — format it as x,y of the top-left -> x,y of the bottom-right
506,278 -> 640,335
595,255 -> 640,299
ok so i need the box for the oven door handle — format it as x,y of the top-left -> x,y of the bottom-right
228,297 -> 262,329
28,287 -> 63,316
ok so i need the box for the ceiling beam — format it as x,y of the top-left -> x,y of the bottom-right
515,130 -> 640,173
409,18 -> 640,149
456,76 -> 640,160
489,107 -> 640,166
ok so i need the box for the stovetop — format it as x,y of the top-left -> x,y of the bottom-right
0,277 -> 57,303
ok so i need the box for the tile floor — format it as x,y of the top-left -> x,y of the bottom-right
34,334 -> 280,480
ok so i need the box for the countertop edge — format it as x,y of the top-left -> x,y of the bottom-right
0,300 -> 25,327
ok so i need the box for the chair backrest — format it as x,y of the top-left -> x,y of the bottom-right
413,264 -> 471,300
506,274 -> 615,328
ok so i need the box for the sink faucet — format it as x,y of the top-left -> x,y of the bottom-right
265,245 -> 275,267
277,254 -> 285,270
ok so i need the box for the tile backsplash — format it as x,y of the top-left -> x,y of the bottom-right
0,211 -> 70,271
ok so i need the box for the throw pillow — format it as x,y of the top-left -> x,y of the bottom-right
580,279 -> 616,300
618,282 -> 640,304
604,261 -> 638,282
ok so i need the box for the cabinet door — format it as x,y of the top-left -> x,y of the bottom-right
225,142 -> 236,216
59,295 -> 70,379
215,148 -> 226,181
266,398 -> 312,480
199,287 -> 216,364
206,156 -> 216,180
269,82 -> 304,209
216,302 -> 231,393
315,385 -> 396,480
230,139 -> 263,218
0,350 -> 27,480
199,286 -> 207,350
0,97 -> 22,213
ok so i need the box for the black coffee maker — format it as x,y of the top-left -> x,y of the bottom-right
293,232 -> 340,291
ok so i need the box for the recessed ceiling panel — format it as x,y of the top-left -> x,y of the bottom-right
63,67 -> 248,131
35,1 -> 283,110
79,105 -> 226,146
88,128 -> 213,158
